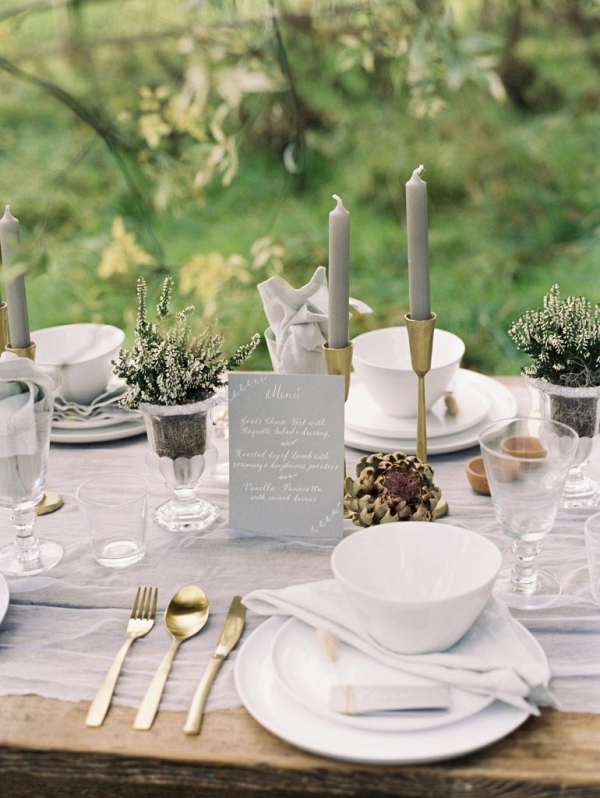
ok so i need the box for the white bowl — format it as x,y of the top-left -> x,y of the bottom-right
32,323 -> 125,405
351,327 -> 465,418
331,523 -> 501,654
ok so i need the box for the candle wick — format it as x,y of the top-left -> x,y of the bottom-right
331,194 -> 348,214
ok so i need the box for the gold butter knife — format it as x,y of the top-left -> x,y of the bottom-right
183,595 -> 245,735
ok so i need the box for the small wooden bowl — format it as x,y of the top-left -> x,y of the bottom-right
466,456 -> 490,495
500,435 -> 547,459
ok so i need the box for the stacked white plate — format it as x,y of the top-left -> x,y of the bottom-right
51,380 -> 145,444
344,369 -> 518,455
234,614 -> 546,764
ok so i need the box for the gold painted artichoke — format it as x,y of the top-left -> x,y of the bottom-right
344,452 -> 442,527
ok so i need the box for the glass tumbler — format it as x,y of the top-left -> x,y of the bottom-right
77,473 -> 149,568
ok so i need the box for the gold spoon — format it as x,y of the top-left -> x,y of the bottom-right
134,585 -> 209,731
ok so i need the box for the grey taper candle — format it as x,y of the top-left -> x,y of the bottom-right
0,206 -> 31,349
328,194 -> 350,349
406,166 -> 431,321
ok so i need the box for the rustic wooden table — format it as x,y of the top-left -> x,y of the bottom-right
3,376 -> 600,798
2,695 -> 600,797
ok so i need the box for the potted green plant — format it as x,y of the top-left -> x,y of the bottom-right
114,276 -> 259,411
508,284 -> 600,506
508,284 -> 600,389
113,276 -> 260,531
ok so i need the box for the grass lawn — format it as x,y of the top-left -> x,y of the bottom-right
1,1 -> 599,376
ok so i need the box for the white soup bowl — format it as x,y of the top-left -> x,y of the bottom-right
351,326 -> 465,418
32,323 -> 125,405
331,522 -> 501,654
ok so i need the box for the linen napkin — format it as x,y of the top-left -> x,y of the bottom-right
259,267 -> 329,375
243,579 -> 553,716
258,267 -> 372,375
0,353 -> 61,497
53,381 -> 134,426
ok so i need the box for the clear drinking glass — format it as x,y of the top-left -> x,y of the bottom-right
77,474 -> 149,567
479,416 -> 579,608
0,409 -> 63,576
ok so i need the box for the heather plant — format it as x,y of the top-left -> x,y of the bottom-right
508,285 -> 600,388
113,277 -> 260,408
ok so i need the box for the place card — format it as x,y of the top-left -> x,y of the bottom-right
228,373 -> 345,538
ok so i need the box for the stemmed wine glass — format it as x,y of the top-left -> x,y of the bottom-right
0,408 -> 63,576
479,416 -> 579,609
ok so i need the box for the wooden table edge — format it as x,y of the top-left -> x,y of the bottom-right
3,695 -> 600,797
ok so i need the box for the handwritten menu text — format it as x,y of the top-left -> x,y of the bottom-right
228,373 -> 345,537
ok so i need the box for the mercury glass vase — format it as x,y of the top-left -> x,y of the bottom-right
528,377 -> 600,508
140,393 -> 225,533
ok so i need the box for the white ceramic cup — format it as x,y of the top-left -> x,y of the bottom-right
76,474 -> 149,568
351,326 -> 465,418
331,522 -> 501,654
32,323 -> 125,405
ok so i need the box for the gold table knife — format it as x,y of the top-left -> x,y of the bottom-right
183,595 -> 245,735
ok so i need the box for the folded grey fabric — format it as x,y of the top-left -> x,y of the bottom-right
52,382 -> 134,425
258,267 -> 373,374
0,353 -> 61,497
53,382 -> 127,418
243,579 -> 553,716
0,354 -> 59,455
258,267 -> 329,374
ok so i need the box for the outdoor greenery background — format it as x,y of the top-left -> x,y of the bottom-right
1,0 -> 600,375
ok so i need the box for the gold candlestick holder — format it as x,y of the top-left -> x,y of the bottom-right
6,341 -> 36,360
323,341 -> 353,400
404,313 -> 435,464
5,337 -> 63,515
405,312 -> 447,519
324,341 -> 353,490
33,489 -> 63,516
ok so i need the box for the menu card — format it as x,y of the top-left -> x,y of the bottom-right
228,373 -> 345,538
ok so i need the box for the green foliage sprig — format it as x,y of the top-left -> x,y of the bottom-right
508,284 -> 600,387
113,277 -> 260,409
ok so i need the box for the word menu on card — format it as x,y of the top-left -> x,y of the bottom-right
228,373 -> 345,538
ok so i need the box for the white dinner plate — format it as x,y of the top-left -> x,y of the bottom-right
0,573 -> 9,626
270,617 -> 492,732
51,415 -> 146,444
346,369 -> 492,440
345,371 -> 517,455
53,412 -> 137,430
52,379 -> 130,430
235,616 -> 539,765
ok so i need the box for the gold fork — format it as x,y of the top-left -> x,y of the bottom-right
86,586 -> 158,728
